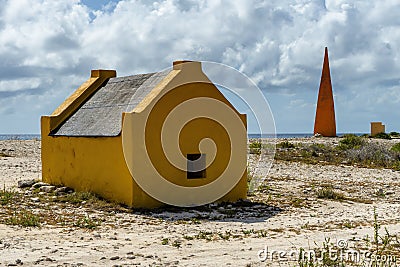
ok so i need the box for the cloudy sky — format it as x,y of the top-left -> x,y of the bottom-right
0,0 -> 399,134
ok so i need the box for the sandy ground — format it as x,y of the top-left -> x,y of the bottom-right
0,138 -> 400,266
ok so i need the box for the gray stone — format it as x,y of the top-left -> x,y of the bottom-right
32,182 -> 50,189
18,179 -> 36,188
30,197 -> 40,202
376,188 -> 385,196
40,186 -> 56,193
55,187 -> 72,194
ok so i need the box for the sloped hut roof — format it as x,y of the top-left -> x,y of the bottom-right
52,70 -> 170,136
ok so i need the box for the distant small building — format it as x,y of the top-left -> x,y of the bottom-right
314,47 -> 337,137
41,61 -> 248,208
371,122 -> 385,136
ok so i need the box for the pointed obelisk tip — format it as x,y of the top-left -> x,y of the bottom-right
313,46 -> 336,137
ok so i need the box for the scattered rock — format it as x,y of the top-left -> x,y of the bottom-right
55,186 -> 73,194
32,182 -> 50,189
30,197 -> 40,202
40,186 -> 56,193
34,257 -> 55,264
376,188 -> 385,196
18,179 -> 36,188
302,188 -> 312,194
110,256 -> 120,260
93,233 -> 101,238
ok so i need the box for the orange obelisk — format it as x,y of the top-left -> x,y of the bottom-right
313,47 -> 336,137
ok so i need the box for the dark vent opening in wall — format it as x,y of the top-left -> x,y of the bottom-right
187,153 -> 206,179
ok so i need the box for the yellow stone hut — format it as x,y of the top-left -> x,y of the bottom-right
41,61 -> 247,208
371,122 -> 385,136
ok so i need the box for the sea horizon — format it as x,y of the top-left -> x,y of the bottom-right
0,133 -> 368,141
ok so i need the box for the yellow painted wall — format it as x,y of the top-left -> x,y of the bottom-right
144,83 -> 247,201
122,61 -> 248,207
41,125 -> 133,205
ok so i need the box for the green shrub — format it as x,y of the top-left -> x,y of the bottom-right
390,143 -> 400,153
392,161 -> 400,171
337,134 -> 365,150
389,131 -> 400,137
7,210 -> 41,227
346,143 -> 395,167
316,186 -> 345,200
73,215 -> 99,229
309,143 -> 326,151
373,132 -> 391,139
0,187 -> 15,205
249,140 -> 261,154
277,141 -> 295,149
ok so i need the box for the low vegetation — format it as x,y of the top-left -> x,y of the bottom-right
7,210 -> 41,227
248,140 -> 262,154
298,209 -> 400,267
0,186 -> 114,228
275,135 -> 400,170
276,140 -> 295,149
316,185 -> 345,201
373,132 -> 391,139
0,186 -> 15,205
57,191 -> 98,205
390,142 -> 400,153
73,215 -> 100,229
337,134 -> 365,150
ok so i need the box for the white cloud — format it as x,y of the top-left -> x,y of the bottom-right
0,0 -> 399,133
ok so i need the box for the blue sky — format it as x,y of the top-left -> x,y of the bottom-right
81,0 -> 119,11
0,0 -> 399,134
